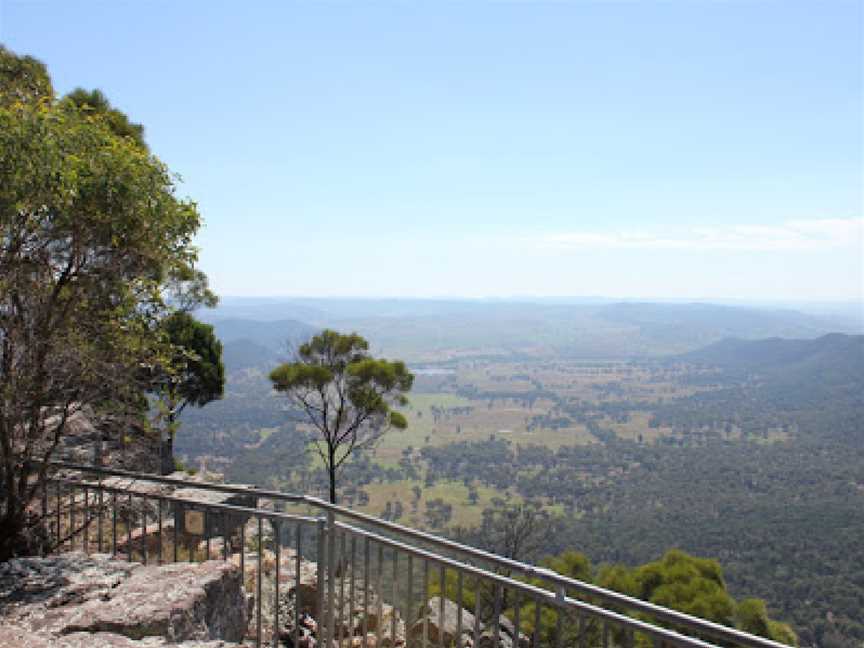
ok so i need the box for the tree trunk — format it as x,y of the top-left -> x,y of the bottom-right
0,477 -> 43,562
160,430 -> 174,475
0,512 -> 24,563
328,446 -> 337,505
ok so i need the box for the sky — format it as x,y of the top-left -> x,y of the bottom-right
1,1 -> 862,302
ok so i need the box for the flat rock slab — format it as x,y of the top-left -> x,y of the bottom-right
0,552 -> 248,646
0,552 -> 138,615
0,626 -> 242,647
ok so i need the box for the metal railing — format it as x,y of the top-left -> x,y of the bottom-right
37,461 -> 791,648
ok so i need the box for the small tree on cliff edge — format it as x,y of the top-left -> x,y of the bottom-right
154,312 -> 225,475
269,330 -> 413,504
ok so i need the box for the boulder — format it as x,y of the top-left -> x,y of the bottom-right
497,614 -> 530,648
377,614 -> 407,648
410,597 -> 480,646
0,552 -> 248,645
360,601 -> 396,634
58,560 -> 248,641
477,629 -> 513,648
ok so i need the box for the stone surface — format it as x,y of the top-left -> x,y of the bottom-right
0,627 -> 241,647
497,613 -> 530,648
236,546 -> 321,642
477,629 -> 513,648
410,597 -> 480,646
49,408 -> 160,474
58,561 -> 248,641
0,552 -> 248,646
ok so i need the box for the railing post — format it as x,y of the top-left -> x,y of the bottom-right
41,479 -> 48,557
556,586 -> 566,648
326,510 -> 337,648
256,515 -> 263,648
274,519 -> 281,647
317,517 -> 327,645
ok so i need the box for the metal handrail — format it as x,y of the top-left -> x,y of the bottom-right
52,476 -> 319,525
42,460 -> 790,648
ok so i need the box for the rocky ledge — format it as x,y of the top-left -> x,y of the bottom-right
0,552 -> 248,647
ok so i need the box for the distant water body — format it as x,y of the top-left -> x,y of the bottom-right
412,367 -> 456,375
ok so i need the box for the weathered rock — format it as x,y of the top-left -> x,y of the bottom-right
349,633 -> 379,648
58,560 -> 248,641
288,557 -> 322,618
0,552 -> 248,645
0,552 -> 138,617
240,546 -> 320,642
8,630 -> 242,647
410,597 -> 480,646
358,602 -> 395,634
377,614 -> 408,648
497,614 -> 530,648
477,629 -> 513,648
50,408 -> 160,474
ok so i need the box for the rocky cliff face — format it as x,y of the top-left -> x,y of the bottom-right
51,408 -> 161,474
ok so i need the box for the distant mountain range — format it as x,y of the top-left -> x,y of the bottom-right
681,333 -> 864,409
681,332 -> 864,372
198,299 -> 861,362
210,319 -> 317,372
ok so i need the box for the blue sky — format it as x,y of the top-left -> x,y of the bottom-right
2,1 -> 862,301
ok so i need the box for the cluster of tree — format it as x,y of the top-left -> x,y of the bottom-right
420,438 -> 516,490
543,440 -> 864,647
224,424 -> 312,488
525,414 -> 573,432
424,497 -> 454,528
174,368 -> 288,459
381,499 -> 405,522
428,405 -> 474,422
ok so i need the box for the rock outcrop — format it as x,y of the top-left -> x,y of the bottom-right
0,552 -> 248,646
410,596 -> 478,647
50,408 -> 161,475
0,537 -> 523,648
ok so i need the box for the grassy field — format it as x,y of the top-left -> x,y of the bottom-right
356,478 -> 514,528
376,391 -> 598,468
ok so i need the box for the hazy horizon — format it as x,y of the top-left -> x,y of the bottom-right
200,294 -> 864,332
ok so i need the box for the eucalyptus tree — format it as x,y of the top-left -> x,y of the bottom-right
155,312 -> 225,474
269,330 -> 413,504
0,46 -> 214,560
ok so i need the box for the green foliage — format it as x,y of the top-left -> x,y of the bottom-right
269,329 -> 413,503
597,550 -> 735,626
543,550 -> 593,582
151,312 -> 224,473
173,457 -> 198,475
592,550 -> 797,646
61,87 -> 147,150
159,312 -> 225,413
0,46 -> 213,559
736,599 -> 798,647
0,44 -> 53,106
429,547 -> 794,647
